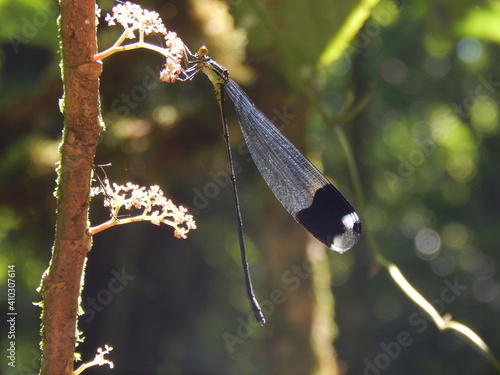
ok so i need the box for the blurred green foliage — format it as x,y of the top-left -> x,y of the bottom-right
1,0 -> 500,374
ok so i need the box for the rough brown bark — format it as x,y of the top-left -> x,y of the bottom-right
38,1 -> 102,374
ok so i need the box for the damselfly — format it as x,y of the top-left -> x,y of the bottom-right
184,46 -> 362,325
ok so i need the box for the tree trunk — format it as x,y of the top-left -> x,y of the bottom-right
38,1 -> 102,374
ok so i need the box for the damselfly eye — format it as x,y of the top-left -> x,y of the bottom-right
197,46 -> 208,57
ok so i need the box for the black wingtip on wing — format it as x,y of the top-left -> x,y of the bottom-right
295,184 -> 362,253
222,77 -> 362,253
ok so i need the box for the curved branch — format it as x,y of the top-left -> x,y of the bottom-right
388,264 -> 500,371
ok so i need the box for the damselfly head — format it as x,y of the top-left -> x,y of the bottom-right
197,45 -> 209,57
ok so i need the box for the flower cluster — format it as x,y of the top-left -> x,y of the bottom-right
90,178 -> 196,239
160,31 -> 186,82
104,1 -> 167,37
95,1 -> 187,82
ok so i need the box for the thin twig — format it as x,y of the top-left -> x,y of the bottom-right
388,264 -> 500,371
73,345 -> 114,375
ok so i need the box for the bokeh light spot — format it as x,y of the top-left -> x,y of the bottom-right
457,38 -> 483,63
380,58 -> 407,85
473,278 -> 499,303
424,56 -> 451,78
374,294 -> 401,321
442,222 -> 469,250
415,229 -> 441,257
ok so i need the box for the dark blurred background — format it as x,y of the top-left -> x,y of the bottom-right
1,0 -> 500,374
